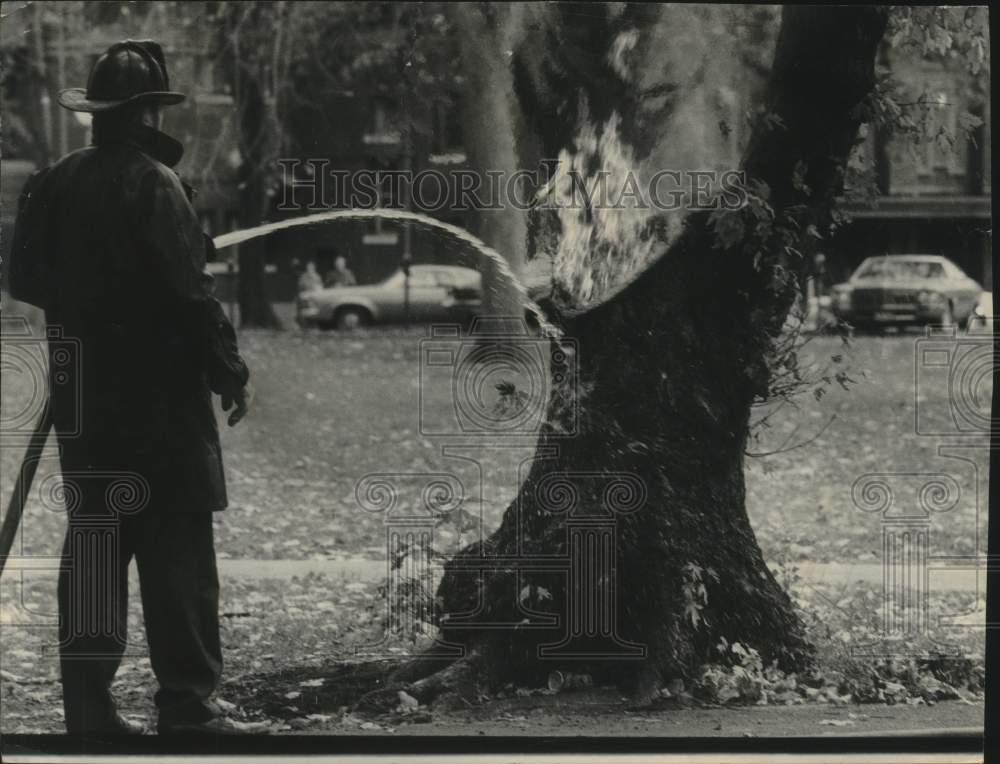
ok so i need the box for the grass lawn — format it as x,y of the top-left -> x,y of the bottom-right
4,304 -> 988,564
0,301 -> 989,733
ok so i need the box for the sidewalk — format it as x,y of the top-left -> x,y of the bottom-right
296,698 -> 985,738
5,556 -> 989,593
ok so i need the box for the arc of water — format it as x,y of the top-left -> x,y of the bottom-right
212,208 -> 560,337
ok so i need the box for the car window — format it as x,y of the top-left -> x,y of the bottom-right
434,271 -> 456,287
942,261 -> 967,280
855,260 -> 945,280
409,268 -> 438,287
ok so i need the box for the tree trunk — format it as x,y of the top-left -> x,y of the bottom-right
235,72 -> 282,329
451,4 -> 531,327
415,5 -> 887,702
236,184 -> 282,328
220,2 -> 283,330
30,2 -> 55,166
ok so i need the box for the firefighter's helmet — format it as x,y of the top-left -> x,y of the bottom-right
58,39 -> 185,113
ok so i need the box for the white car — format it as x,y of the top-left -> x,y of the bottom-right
297,264 -> 482,329
831,255 -> 982,330
968,291 -> 993,332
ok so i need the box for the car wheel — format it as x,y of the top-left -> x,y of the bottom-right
959,306 -> 977,331
939,301 -> 955,328
336,307 -> 369,331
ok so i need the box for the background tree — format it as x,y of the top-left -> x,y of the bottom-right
0,1 -> 90,166
206,1 -> 463,327
208,0 -> 294,328
449,3 -> 534,323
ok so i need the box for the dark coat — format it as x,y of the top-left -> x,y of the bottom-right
9,125 -> 249,513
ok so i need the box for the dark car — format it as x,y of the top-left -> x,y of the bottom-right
831,255 -> 982,330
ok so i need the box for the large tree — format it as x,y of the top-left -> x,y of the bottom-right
379,4 -> 889,706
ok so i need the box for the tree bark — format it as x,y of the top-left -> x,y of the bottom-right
30,2 -> 55,166
220,2 -> 283,330
451,4 -> 531,326
235,66 -> 282,329
419,5 -> 888,702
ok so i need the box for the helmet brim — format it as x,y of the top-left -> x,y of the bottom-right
57,88 -> 186,113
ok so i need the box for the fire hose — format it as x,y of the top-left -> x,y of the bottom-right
0,397 -> 53,578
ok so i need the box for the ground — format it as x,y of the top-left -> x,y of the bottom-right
0,302 -> 988,735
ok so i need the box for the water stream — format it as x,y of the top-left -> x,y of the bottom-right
212,209 -> 560,337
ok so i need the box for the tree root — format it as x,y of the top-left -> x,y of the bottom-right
349,647 -> 482,714
387,653 -> 457,686
407,648 -> 483,706
628,663 -> 664,709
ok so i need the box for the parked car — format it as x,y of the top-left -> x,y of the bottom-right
297,264 -> 482,329
969,291 -> 993,332
831,255 -> 982,330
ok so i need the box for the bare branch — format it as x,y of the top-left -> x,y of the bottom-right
745,414 -> 837,458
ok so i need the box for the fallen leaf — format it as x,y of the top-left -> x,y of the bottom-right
397,690 -> 419,711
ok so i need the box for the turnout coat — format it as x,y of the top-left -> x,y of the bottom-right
9,125 -> 249,513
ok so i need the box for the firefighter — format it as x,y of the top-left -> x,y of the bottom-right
9,40 -> 250,735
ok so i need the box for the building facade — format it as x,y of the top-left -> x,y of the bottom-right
833,49 -> 992,288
